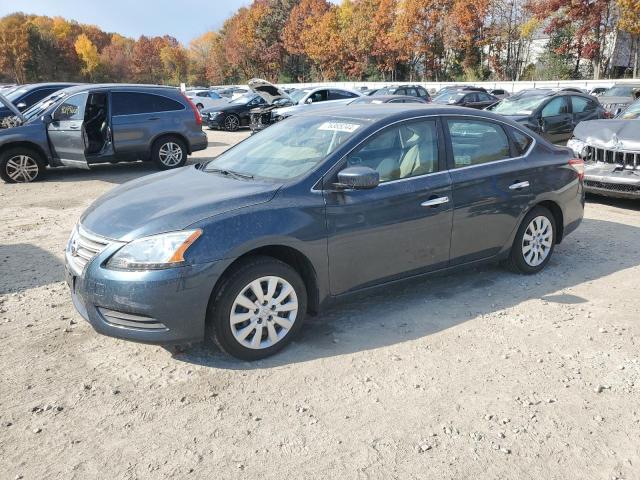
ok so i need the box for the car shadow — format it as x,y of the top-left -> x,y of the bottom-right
173,217 -> 639,370
40,159 -> 205,186
0,243 -> 63,294
586,194 -> 640,211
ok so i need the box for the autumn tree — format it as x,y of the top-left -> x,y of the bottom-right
617,0 -> 640,77
75,33 -> 100,80
0,14 -> 30,83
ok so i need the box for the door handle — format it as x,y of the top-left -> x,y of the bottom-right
147,117 -> 160,121
421,196 -> 449,207
509,181 -> 530,190
69,124 -> 80,130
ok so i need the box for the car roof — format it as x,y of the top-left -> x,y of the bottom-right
355,95 -> 425,103
12,82 -> 79,91
54,84 -> 180,95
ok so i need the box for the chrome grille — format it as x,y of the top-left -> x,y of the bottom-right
583,146 -> 639,170
98,307 -> 167,331
66,226 -> 112,275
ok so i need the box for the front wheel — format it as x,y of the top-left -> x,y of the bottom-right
223,114 -> 240,132
506,206 -> 556,274
0,147 -> 46,183
207,256 -> 307,360
152,136 -> 187,170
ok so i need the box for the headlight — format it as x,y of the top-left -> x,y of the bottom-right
567,138 -> 586,158
106,230 -> 202,270
209,112 -> 220,118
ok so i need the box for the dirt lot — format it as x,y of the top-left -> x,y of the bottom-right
1,129 -> 639,480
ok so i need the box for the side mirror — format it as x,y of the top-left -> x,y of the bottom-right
16,102 -> 27,110
335,166 -> 379,190
42,113 -> 53,124
305,97 -> 313,104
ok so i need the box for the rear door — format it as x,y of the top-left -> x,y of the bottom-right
325,118 -> 452,294
110,91 -> 186,157
445,117 -> 535,264
538,96 -> 572,143
47,92 -> 89,167
570,95 -> 601,128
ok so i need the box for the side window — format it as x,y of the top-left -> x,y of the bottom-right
346,120 -> 439,182
309,90 -> 328,102
329,89 -> 358,100
478,93 -> 493,102
416,87 -> 429,98
112,92 -> 184,115
197,91 -> 210,98
405,88 -> 418,97
509,127 -> 533,155
22,88 -> 57,107
571,96 -> 592,113
464,93 -> 477,103
52,92 -> 88,122
447,119 -> 511,168
541,97 -> 567,117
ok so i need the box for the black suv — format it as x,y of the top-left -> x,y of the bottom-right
0,84 -> 207,183
0,83 -> 78,120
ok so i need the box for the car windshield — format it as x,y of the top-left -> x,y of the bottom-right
605,86 -> 636,97
22,91 -> 68,121
374,87 -> 398,95
491,95 -> 547,115
6,87 -> 31,102
204,116 -> 368,180
617,100 -> 640,119
288,89 -> 310,103
231,93 -> 257,105
433,92 -> 465,104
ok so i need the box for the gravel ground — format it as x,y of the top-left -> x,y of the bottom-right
0,129 -> 639,480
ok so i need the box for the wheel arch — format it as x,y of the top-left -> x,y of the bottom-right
211,245 -> 321,316
536,200 -> 564,244
0,141 -> 50,165
150,132 -> 192,155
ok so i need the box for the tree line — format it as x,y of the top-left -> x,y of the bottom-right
1,0 -> 639,87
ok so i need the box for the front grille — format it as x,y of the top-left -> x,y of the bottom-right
98,307 -> 167,331
67,226 -> 112,275
583,146 -> 640,170
585,180 -> 640,194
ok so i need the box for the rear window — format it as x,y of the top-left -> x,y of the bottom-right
510,128 -> 533,155
112,92 -> 184,115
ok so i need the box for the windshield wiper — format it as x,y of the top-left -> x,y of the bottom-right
207,168 -> 254,180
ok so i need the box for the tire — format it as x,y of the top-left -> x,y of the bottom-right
151,136 -> 187,170
223,114 -> 240,132
506,206 -> 556,274
207,256 -> 308,360
0,147 -> 46,183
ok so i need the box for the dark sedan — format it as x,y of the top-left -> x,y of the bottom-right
0,83 -> 78,120
350,95 -> 428,104
488,91 -> 606,144
67,104 -> 584,360
202,93 -> 267,131
432,90 -> 498,109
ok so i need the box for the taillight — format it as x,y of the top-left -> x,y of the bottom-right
181,92 -> 202,126
569,158 -> 584,181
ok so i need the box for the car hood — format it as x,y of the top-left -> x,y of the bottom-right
0,91 -> 25,122
80,165 -> 280,241
248,78 -> 290,105
598,96 -> 632,105
573,119 -> 640,151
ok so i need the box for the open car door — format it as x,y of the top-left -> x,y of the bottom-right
47,91 -> 90,169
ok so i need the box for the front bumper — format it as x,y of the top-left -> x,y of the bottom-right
66,248 -> 224,345
584,166 -> 640,199
205,115 -> 223,129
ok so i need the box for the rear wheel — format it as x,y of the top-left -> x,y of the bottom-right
506,206 -> 556,274
207,256 -> 307,360
0,147 -> 46,183
152,136 -> 187,170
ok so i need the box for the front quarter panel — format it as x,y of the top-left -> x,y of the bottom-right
0,122 -> 52,163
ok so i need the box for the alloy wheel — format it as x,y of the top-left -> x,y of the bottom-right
522,216 -> 553,267
229,276 -> 299,350
5,155 -> 40,183
158,142 -> 183,167
224,115 -> 239,131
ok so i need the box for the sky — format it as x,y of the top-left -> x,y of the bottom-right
0,0 -> 269,45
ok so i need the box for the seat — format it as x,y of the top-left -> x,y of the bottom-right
398,125 -> 437,178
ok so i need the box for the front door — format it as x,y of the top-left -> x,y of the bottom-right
324,118 -> 453,295
444,117 -> 535,264
47,92 -> 89,168
539,96 -> 572,143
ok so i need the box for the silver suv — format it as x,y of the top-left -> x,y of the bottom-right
0,84 -> 208,183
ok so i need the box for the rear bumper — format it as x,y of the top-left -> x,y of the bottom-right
66,253 -> 224,345
190,131 -> 208,153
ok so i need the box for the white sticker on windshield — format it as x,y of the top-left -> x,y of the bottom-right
318,122 -> 361,133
